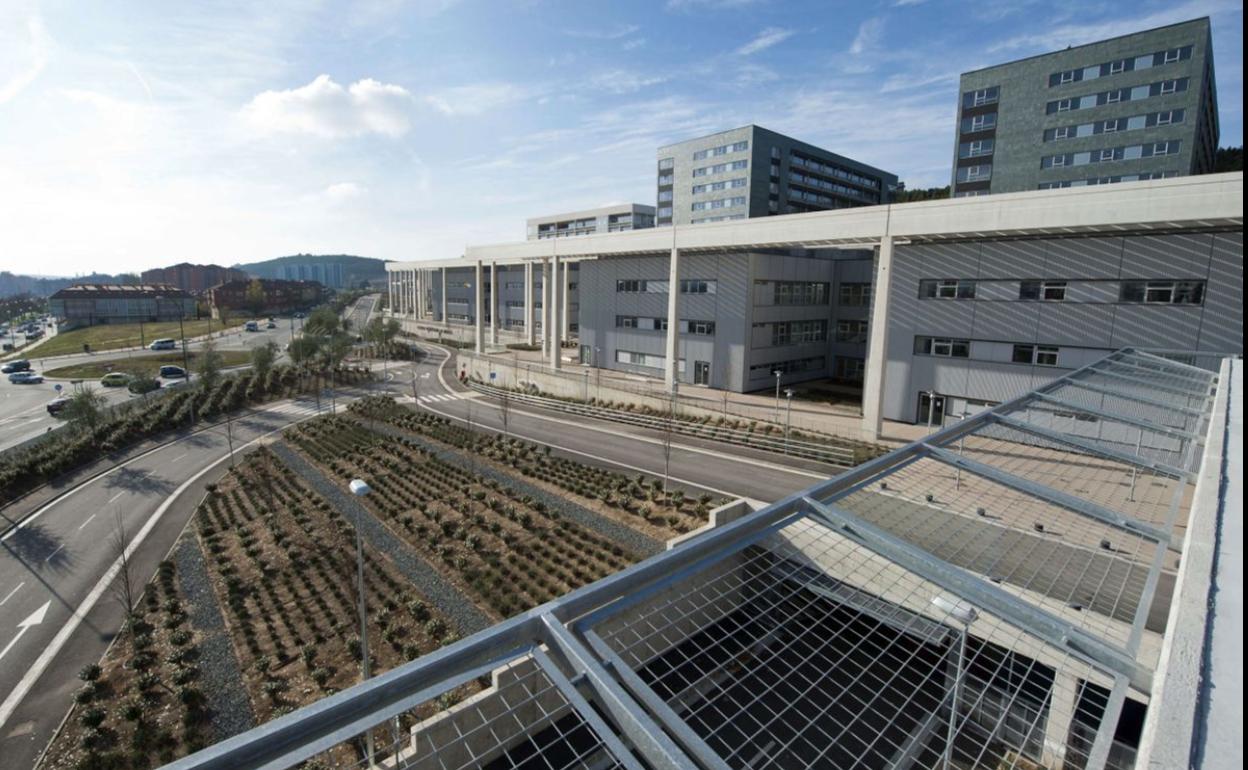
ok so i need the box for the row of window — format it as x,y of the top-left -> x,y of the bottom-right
961,112 -> 998,134
836,319 -> 869,343
503,300 -> 543,308
768,319 -> 827,346
692,177 -> 747,195
691,196 -> 747,211
761,280 -> 829,306
749,356 -> 826,377
839,283 -> 872,307
691,214 -> 746,224
692,159 -> 749,177
1040,140 -> 1180,169
915,336 -> 1062,367
959,139 -> 995,159
615,279 -> 718,295
692,140 -> 749,160
788,153 -> 881,190
788,171 -> 875,202
1044,109 -> 1184,142
918,278 -> 1205,304
615,316 -> 715,335
962,86 -> 1000,109
956,164 -> 992,184
1048,45 -> 1192,88
615,349 -> 685,373
1037,171 -> 1177,189
1045,78 -> 1188,115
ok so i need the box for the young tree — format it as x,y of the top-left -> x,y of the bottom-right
62,386 -> 109,433
251,340 -> 278,380
245,279 -> 267,318
287,336 -> 321,366
197,337 -> 224,392
662,390 -> 676,495
304,306 -> 341,336
498,382 -> 512,439
110,509 -> 137,619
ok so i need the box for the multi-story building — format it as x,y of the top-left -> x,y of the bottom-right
656,125 -> 898,226
206,279 -> 325,319
951,17 -> 1218,197
49,284 -> 197,330
526,204 -> 655,240
138,263 -> 248,294
277,261 -> 345,288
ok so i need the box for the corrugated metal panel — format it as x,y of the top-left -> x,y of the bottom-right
915,241 -> 982,277
971,301 -> 1043,341
1042,237 -> 1123,279
1035,303 -> 1120,346
1197,232 -> 1245,353
1120,233 -> 1213,279
978,239 -> 1048,278
1111,305 -> 1205,348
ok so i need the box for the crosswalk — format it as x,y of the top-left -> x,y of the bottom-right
265,401 -> 340,418
398,392 -> 474,404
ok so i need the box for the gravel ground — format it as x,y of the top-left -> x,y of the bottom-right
174,535 -> 256,741
269,441 -> 493,636
358,418 -> 663,558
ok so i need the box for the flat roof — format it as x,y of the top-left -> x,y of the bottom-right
526,203 -> 656,227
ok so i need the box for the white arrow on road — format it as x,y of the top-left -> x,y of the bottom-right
0,601 -> 51,664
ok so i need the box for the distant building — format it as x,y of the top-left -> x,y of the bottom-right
276,261 -> 345,288
139,262 -> 249,294
207,279 -> 325,318
526,204 -> 656,240
49,284 -> 196,330
656,125 -> 898,226
951,17 -> 1218,196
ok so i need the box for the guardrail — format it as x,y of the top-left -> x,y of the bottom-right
462,380 -> 866,466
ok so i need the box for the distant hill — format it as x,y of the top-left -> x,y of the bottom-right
233,254 -> 389,287
0,271 -> 141,297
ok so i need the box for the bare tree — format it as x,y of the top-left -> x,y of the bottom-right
497,380 -> 512,439
662,388 -> 676,495
109,509 -> 137,621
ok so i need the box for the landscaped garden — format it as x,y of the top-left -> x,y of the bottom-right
44,350 -> 252,380
30,319 -> 242,358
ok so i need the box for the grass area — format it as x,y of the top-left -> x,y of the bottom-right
44,350 -> 252,380
32,320 -> 242,358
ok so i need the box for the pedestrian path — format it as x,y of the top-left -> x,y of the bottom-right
397,392 -> 474,404
264,401 -> 339,418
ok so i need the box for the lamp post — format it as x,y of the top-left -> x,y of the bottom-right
931,596 -> 978,770
347,479 -> 376,767
773,370 -> 783,422
784,388 -> 794,455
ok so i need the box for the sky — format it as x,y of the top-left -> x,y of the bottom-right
0,0 -> 1242,277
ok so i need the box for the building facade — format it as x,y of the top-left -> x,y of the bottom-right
277,261 -> 345,288
49,284 -> 197,329
138,263 -> 248,294
526,204 -> 655,240
656,125 -> 898,227
951,17 -> 1218,197
206,279 -> 325,318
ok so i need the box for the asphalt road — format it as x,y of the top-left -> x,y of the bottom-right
0,396 -> 337,769
0,322 -> 299,454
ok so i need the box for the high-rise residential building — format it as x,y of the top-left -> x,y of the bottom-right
277,261 -> 345,288
526,204 -> 655,240
655,125 -> 897,227
951,17 -> 1218,197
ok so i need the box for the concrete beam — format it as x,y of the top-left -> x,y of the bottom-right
861,236 -> 892,441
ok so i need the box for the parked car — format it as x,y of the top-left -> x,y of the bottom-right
128,376 -> 162,395
159,365 -> 188,379
8,371 -> 43,384
47,396 -> 71,415
244,320 -> 260,332
1,360 -> 31,373
100,372 -> 131,387
149,338 -> 177,351
266,321 -> 277,329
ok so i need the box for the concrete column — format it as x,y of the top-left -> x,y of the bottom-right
416,269 -> 423,319
490,262 -> 499,345
561,260 -> 571,340
440,267 -> 447,323
387,272 -> 394,316
1041,674 -> 1081,769
473,260 -> 485,353
413,269 -> 420,318
861,235 -> 894,441
550,251 -> 562,370
524,262 -> 536,346
664,246 -> 680,388
542,259 -> 552,357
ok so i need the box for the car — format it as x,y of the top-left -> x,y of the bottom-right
100,372 -> 131,387
266,321 -> 277,329
159,365 -> 188,379
149,338 -> 177,351
8,371 -> 43,384
1,360 -> 31,373
244,320 -> 260,332
47,396 -> 71,415
128,377 -> 162,395
293,312 -> 306,319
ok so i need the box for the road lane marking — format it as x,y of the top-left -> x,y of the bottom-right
43,544 -> 63,563
0,405 -> 331,730
0,582 -> 24,606
170,453 -> 188,463
107,490 -> 126,503
78,513 -> 97,531
0,602 -> 50,664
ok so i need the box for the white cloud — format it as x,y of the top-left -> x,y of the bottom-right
325,182 -> 365,201
564,23 -> 640,40
589,69 -> 668,94
666,0 -> 763,10
243,75 -> 413,138
987,0 -> 1238,54
736,27 -> 794,56
849,17 -> 885,56
424,82 -> 525,116
0,12 -> 52,105
621,37 -> 647,51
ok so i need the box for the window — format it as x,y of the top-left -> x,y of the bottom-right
919,279 -> 976,300
1099,148 -> 1117,162
970,87 -> 998,106
658,174 -> 673,185
1050,154 -> 1068,167
680,279 -> 716,294
915,337 -> 970,358
1109,60 -> 1126,74
616,315 -> 638,328
1055,99 -> 1074,112
1156,110 -> 1175,125
771,281 -> 829,306
1053,126 -> 1072,140
969,114 -> 996,132
1019,280 -> 1067,301
967,140 -> 992,157
1058,71 -> 1076,84
1012,344 -> 1060,366
1163,48 -> 1181,64
833,356 -> 865,383
1036,346 -> 1059,366
1102,118 -> 1121,133
658,190 -> 673,202
657,206 -> 672,218
1105,90 -> 1122,104
839,283 -> 872,307
685,320 -> 716,336
1159,80 -> 1178,95
1011,344 -> 1035,364
658,157 -> 674,170
1120,280 -> 1204,304
836,319 -> 868,343
966,165 -> 989,181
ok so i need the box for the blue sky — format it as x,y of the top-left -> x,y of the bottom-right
0,0 -> 1241,276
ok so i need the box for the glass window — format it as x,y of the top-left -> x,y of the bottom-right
1109,60 -> 1126,74
920,279 -> 976,299
1012,344 -> 1035,364
1036,345 -> 1059,367
1055,99 -> 1074,112
1120,280 -> 1204,304
658,157 -> 674,170
1159,80 -> 1177,95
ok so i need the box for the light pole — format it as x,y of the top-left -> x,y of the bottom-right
773,370 -> 783,422
347,479 -> 376,767
931,596 -> 978,770
784,388 -> 794,455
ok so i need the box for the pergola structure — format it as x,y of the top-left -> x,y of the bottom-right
165,346 -> 1236,770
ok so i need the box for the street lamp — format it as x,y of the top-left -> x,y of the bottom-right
347,479 -> 376,767
930,595 -> 978,770
783,388 -> 794,455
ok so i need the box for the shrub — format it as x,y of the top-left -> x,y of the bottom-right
79,663 -> 103,682
79,706 -> 107,728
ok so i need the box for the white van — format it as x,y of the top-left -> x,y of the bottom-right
149,338 -> 177,351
